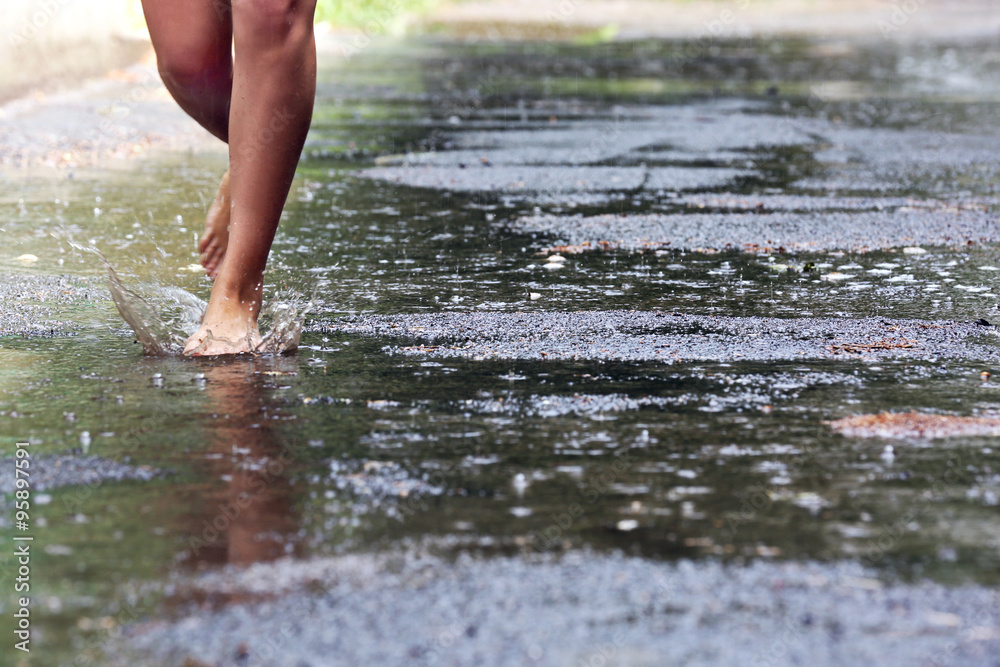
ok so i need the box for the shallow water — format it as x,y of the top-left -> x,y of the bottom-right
3,35 -> 1000,664
106,258 -> 307,356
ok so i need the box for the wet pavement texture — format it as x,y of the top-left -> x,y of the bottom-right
514,207 -> 999,253
0,57 -> 214,170
116,552 -> 1000,667
324,311 -> 1000,362
0,272 -> 104,336
2,35 -> 1000,666
0,455 -> 161,495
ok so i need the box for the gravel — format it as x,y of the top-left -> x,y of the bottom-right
115,550 -> 1000,667
0,454 -> 162,494
0,272 -> 104,335
512,208 -> 1000,253
315,311 -> 1000,364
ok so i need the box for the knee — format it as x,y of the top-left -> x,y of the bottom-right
155,45 -> 230,92
235,0 -> 316,54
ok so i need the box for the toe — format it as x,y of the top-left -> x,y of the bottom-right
203,249 -> 223,277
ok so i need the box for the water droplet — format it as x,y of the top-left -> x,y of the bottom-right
512,473 -> 529,496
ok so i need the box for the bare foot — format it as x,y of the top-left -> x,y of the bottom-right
183,276 -> 263,356
199,169 -> 231,280
183,323 -> 263,356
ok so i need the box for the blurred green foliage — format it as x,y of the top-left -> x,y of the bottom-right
315,0 -> 440,31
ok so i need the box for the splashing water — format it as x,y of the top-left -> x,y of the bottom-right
109,265 -> 309,356
256,292 -> 308,355
106,262 -> 206,355
71,241 -> 308,356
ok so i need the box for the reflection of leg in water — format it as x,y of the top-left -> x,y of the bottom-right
182,359 -> 301,567
140,0 -> 317,356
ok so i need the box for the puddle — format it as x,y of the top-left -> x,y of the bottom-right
2,34 -> 1000,664
108,262 -> 308,356
59,243 -> 310,356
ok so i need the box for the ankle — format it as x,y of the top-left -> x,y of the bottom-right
205,276 -> 262,319
215,264 -> 263,298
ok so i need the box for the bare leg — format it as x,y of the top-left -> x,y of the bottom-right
184,0 -> 317,355
140,0 -> 233,278
140,0 -> 233,142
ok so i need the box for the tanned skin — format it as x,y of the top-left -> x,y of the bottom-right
140,0 -> 317,355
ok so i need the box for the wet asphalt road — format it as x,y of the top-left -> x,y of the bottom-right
321,311 -> 1000,363
4,30 -> 1000,667
0,455 -> 160,495
0,272 -> 103,336
115,551 -> 1000,667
